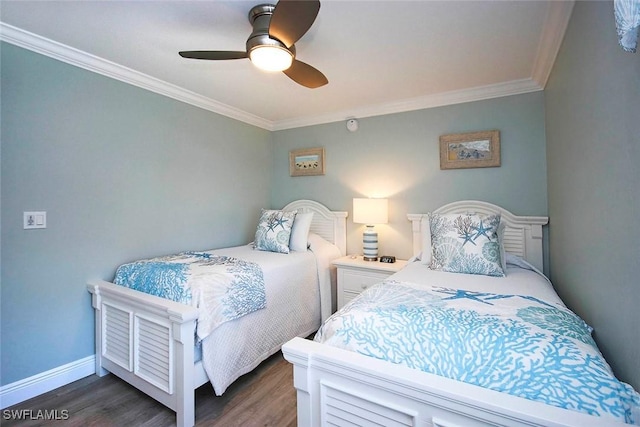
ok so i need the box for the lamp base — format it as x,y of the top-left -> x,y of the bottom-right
362,225 -> 379,262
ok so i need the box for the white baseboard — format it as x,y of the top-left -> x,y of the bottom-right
0,355 -> 96,409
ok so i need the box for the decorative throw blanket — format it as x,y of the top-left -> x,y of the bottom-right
114,252 -> 266,341
315,280 -> 640,424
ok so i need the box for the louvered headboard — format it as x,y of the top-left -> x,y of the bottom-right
283,199 -> 348,256
407,200 -> 548,271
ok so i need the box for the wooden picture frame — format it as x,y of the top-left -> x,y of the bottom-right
289,147 -> 325,176
439,130 -> 500,169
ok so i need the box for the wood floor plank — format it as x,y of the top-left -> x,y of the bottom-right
3,352 -> 296,427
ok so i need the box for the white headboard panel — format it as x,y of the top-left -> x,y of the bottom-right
408,200 -> 548,271
282,199 -> 348,256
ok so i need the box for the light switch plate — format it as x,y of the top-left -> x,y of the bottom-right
24,211 -> 47,229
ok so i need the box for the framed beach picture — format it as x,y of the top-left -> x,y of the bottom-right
439,130 -> 500,170
289,147 -> 325,176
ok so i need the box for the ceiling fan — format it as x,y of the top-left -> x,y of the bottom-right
179,0 -> 328,89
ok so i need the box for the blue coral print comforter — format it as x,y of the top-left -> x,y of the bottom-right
114,251 -> 265,341
315,280 -> 640,424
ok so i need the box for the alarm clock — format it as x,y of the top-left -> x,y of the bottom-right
380,256 -> 396,263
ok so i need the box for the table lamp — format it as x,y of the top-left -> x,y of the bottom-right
353,198 -> 388,261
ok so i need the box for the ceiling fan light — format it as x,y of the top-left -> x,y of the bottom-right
249,46 -> 293,72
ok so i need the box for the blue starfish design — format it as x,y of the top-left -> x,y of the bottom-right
473,220 -> 493,240
435,288 -> 494,305
266,216 -> 279,232
434,287 -> 556,308
272,215 -> 289,230
459,231 -> 476,246
183,251 -> 211,259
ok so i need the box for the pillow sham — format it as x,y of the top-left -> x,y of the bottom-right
289,212 -> 314,251
254,209 -> 297,254
429,212 -> 505,277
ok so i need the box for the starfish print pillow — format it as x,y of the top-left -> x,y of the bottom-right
428,212 -> 505,277
254,209 -> 297,254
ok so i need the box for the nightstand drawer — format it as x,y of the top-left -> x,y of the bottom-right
341,290 -> 361,307
340,269 -> 391,293
333,256 -> 408,311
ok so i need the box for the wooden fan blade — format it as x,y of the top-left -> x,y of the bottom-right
179,51 -> 247,60
269,0 -> 320,48
283,59 -> 328,88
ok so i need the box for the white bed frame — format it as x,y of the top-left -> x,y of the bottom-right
283,200 -> 629,426
87,200 -> 347,427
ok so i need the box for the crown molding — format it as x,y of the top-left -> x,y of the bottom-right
271,78 -> 542,130
531,0 -> 575,88
0,22 -> 273,130
2,5 -> 570,132
273,1 -> 572,131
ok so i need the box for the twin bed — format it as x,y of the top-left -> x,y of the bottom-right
87,200 -> 347,427
88,199 -> 639,427
282,200 -> 640,427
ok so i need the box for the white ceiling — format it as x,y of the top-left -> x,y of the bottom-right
0,1 -> 574,130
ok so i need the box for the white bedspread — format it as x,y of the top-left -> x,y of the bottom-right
202,240 -> 339,395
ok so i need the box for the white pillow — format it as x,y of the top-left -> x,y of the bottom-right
420,215 -> 432,265
289,212 -> 314,251
498,221 -> 507,273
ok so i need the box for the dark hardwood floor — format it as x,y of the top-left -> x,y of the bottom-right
3,352 -> 296,427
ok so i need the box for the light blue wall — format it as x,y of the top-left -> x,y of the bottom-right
4,1 -> 637,401
271,92 -> 548,262
1,43 -> 272,385
545,1 -> 640,389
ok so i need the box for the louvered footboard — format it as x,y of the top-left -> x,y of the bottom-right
282,337 -> 625,427
88,280 -> 207,427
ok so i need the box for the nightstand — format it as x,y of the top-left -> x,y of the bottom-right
332,256 -> 408,310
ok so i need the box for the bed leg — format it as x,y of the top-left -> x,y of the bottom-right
91,289 -> 109,377
283,339 -> 317,426
175,408 -> 194,427
174,318 -> 196,427
95,361 -> 108,377
295,387 -> 312,427
175,385 -> 194,427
